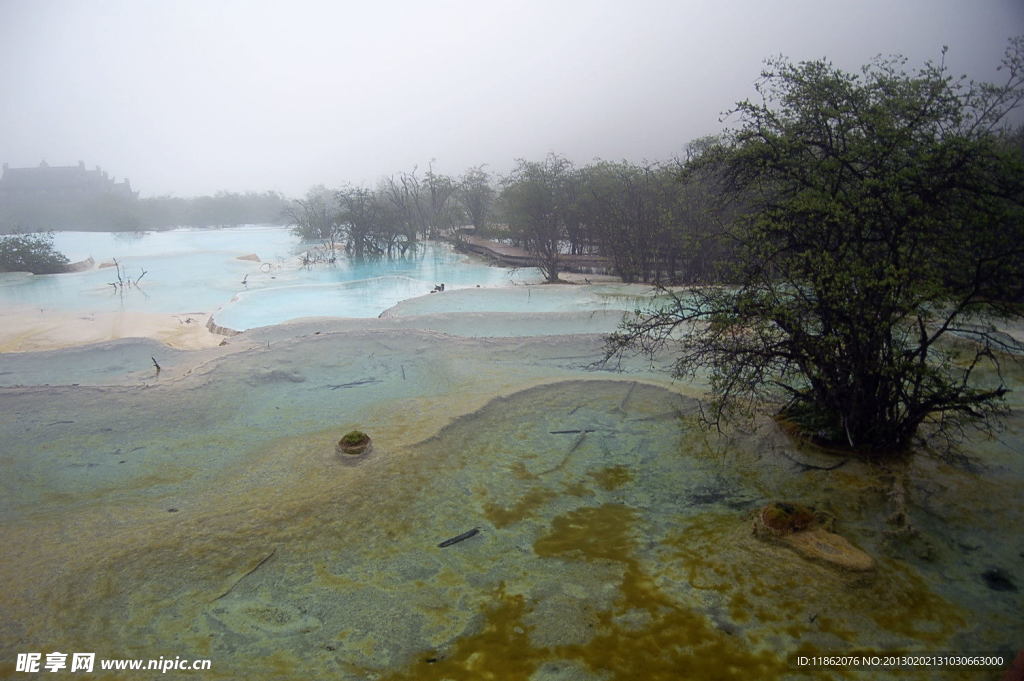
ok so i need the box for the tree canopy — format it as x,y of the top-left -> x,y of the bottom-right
0,232 -> 70,274
606,39 -> 1024,455
500,154 -> 576,282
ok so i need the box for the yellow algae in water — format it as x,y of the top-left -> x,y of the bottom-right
868,562 -> 966,642
532,506 -> 786,680
314,562 -> 357,588
668,515 -> 741,592
589,464 -> 633,490
533,503 -> 637,563
556,566 -> 786,680
380,585 -> 541,681
508,461 -> 540,481
483,488 -> 556,528
384,505 -> 787,681
258,650 -> 304,679
562,480 -> 595,497
665,511 -> 967,652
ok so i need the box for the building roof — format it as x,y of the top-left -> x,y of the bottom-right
0,161 -> 135,197
1,165 -> 93,188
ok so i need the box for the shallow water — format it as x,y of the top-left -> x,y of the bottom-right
1,226 -> 543,319
380,285 -> 660,318
1,228 -> 1022,679
1,322 -> 1021,680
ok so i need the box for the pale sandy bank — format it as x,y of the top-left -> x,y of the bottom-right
0,306 -> 225,352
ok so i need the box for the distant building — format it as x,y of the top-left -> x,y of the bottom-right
0,160 -> 137,202
0,161 -> 141,231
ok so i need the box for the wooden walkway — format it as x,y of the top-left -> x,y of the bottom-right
455,235 -> 614,274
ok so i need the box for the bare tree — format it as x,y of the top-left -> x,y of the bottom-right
285,186 -> 341,243
422,162 -> 457,237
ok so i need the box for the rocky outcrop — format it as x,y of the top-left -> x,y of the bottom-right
205,315 -> 241,337
64,256 -> 95,272
778,527 -> 875,571
753,502 -> 874,571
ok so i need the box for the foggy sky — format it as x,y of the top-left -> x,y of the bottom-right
2,0 -> 1022,198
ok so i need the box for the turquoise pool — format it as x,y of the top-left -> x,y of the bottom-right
0,226 -> 543,321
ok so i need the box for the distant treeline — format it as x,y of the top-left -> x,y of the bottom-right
0,190 -> 290,232
137,191 -> 291,229
6,133 -> 1021,287
288,113 -> 1024,285
286,153 -> 737,284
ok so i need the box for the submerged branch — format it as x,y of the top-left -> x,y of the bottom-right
210,549 -> 277,602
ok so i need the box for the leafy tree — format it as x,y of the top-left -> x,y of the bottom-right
581,161 -> 677,283
456,166 -> 496,233
0,232 -> 70,274
663,137 -> 742,284
558,167 -> 591,256
606,41 -> 1024,455
500,154 -> 574,282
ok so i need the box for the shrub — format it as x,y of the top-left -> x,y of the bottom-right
606,41 -> 1024,456
0,233 -> 70,274
340,430 -> 369,446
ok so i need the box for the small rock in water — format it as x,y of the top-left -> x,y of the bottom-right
781,528 -> 875,571
753,502 -> 874,571
247,368 -> 306,385
981,568 -> 1017,592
